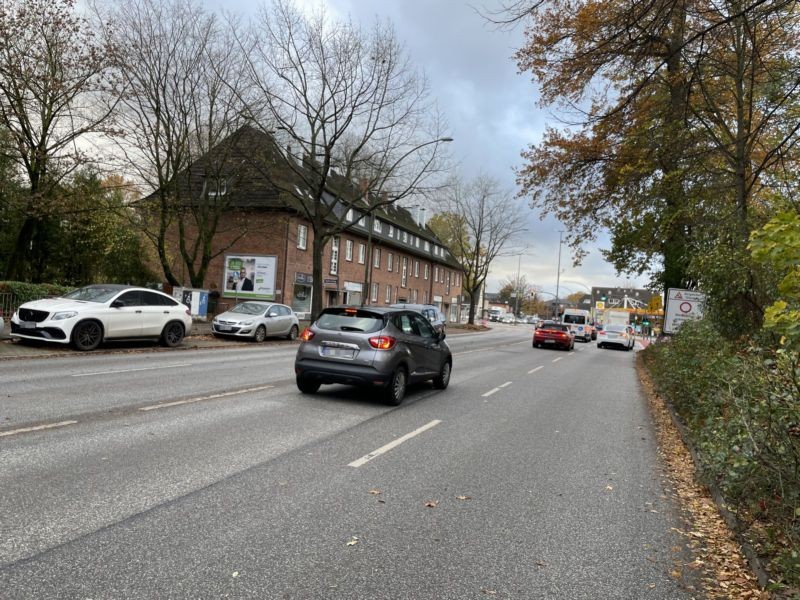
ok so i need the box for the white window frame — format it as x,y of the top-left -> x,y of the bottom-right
434,266 -> 439,282
371,282 -> 379,302
385,284 -> 392,303
388,225 -> 394,238
346,208 -> 354,222
358,243 -> 366,264
402,231 -> 408,243
373,247 -> 381,268
414,260 -> 419,277
424,241 -> 430,252
345,239 -> 353,261
401,257 -> 408,287
424,264 -> 430,280
358,215 -> 367,228
373,218 -> 382,233
388,252 -> 394,272
297,224 -> 308,250
330,236 -> 340,275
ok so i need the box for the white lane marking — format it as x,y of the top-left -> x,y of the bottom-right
552,357 -> 563,363
482,387 -> 501,397
499,381 -> 512,388
455,341 -> 528,356
72,363 -> 192,377
528,366 -> 544,374
0,420 -> 78,438
348,420 -> 442,468
139,385 -> 274,412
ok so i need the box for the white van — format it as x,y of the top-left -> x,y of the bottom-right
561,308 -> 593,342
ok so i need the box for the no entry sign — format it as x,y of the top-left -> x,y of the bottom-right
664,288 -> 706,334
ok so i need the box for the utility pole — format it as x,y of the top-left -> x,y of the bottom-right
555,231 -> 563,318
514,253 -> 522,317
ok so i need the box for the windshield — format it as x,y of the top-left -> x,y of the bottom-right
230,302 -> 269,315
62,286 -> 123,303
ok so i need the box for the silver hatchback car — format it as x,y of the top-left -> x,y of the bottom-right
294,306 -> 452,405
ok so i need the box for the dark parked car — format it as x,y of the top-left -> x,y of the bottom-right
532,320 -> 574,351
294,306 -> 452,405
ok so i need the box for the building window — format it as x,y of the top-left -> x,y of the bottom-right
297,224 -> 308,250
414,261 -> 419,277
330,236 -> 339,275
358,215 -> 367,228
358,243 -> 366,264
385,284 -> 392,303
424,241 -> 430,252
388,225 -> 394,238
388,252 -> 394,272
423,291 -> 428,304
446,271 -> 451,294
345,239 -> 353,261
373,218 -> 382,233
415,237 -> 420,248
402,231 -> 408,243
434,266 -> 439,282
401,257 -> 408,287
205,178 -> 227,197
424,264 -> 430,280
373,247 -> 381,268
346,208 -> 354,221
371,282 -> 379,302
412,289 -> 418,302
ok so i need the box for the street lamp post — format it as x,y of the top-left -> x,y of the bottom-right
555,231 -> 563,317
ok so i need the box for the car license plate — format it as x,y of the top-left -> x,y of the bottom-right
544,339 -> 555,344
321,346 -> 355,358
218,325 -> 232,332
20,321 -> 36,329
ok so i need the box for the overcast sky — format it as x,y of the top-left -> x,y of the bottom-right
208,0 -> 650,297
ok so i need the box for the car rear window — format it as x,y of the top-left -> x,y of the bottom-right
540,322 -> 568,331
316,308 -> 385,333
605,324 -> 628,333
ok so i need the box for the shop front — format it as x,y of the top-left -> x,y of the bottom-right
292,272 -> 313,316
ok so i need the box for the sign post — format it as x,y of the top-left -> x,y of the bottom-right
664,288 -> 706,334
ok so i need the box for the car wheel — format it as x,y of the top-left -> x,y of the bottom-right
160,322 -> 185,347
71,320 -> 103,351
287,324 -> 299,341
432,359 -> 451,390
385,366 -> 407,406
296,375 -> 320,394
253,325 -> 267,343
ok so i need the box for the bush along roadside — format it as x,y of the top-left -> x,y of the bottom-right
0,281 -> 74,306
642,319 -> 800,596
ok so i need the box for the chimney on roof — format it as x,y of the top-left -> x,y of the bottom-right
413,205 -> 426,228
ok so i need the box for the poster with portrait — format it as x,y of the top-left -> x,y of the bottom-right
223,254 -> 277,300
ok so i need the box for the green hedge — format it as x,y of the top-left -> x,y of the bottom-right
643,320 -> 800,592
0,281 -> 75,306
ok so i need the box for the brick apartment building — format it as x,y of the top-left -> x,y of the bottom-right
162,127 -> 464,321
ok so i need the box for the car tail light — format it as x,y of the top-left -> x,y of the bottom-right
185,308 -> 191,317
299,328 -> 315,342
368,335 -> 396,350
598,331 -> 606,336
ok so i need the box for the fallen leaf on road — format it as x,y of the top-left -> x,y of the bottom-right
481,589 -> 497,595
605,485 -> 614,491
232,572 -> 239,578
369,489 -> 381,495
456,495 -> 472,501
346,536 -> 359,546
425,500 -> 439,508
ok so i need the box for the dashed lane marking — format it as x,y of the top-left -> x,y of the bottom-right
72,363 -> 192,377
348,420 -> 442,468
139,385 -> 274,412
0,420 -> 78,438
528,366 -> 544,374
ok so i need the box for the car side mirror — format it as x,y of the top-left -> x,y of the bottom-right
111,300 -> 124,308
437,330 -> 446,342
268,312 -> 278,317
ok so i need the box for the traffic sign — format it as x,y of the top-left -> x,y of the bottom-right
664,288 -> 706,334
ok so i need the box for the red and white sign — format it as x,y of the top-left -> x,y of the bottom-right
664,288 -> 706,334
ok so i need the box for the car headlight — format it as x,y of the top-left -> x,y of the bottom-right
241,320 -> 254,326
52,311 -> 78,321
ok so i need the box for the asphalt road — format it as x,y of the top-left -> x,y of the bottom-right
0,326 -> 695,599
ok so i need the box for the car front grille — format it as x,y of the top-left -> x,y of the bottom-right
18,308 -> 50,322
10,323 -> 67,339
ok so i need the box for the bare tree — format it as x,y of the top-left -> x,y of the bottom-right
238,0 -> 451,317
100,0 -> 251,287
0,0 -> 118,281
428,175 -> 527,325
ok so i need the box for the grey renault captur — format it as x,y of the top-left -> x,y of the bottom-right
294,306 -> 452,405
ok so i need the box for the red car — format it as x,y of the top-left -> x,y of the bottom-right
533,321 -> 574,350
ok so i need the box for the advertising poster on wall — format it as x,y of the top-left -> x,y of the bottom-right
223,254 -> 277,300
